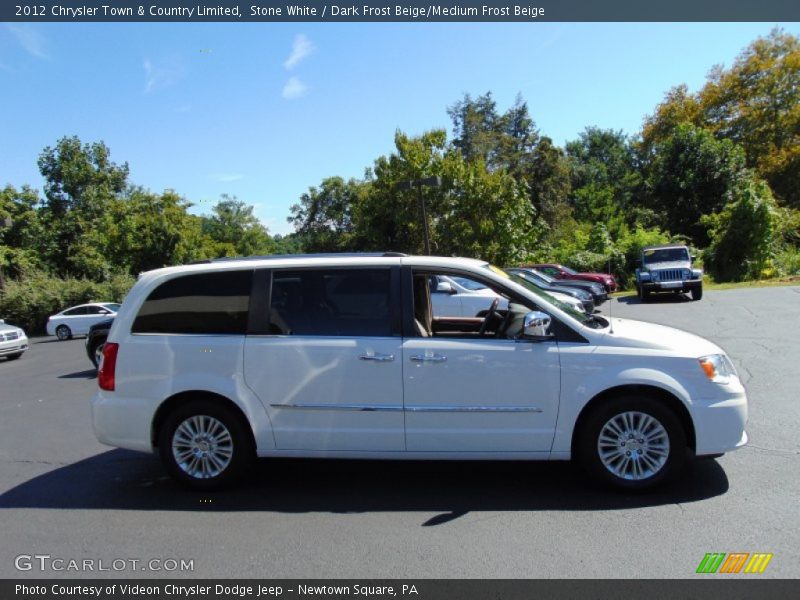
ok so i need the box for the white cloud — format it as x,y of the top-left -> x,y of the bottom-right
283,34 -> 314,70
282,76 -> 308,100
143,57 -> 184,93
210,173 -> 244,182
6,24 -> 49,60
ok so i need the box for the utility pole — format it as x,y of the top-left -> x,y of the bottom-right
396,176 -> 441,255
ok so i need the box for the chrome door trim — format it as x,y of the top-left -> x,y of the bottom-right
404,405 -> 543,413
269,403 -> 404,412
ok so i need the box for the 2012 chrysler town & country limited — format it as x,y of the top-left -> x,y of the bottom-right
91,254 -> 748,491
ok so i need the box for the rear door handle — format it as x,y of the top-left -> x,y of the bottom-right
359,353 -> 395,362
411,354 -> 447,363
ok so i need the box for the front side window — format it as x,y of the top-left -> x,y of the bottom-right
132,270 -> 252,334
269,269 -> 392,337
414,270 -> 529,339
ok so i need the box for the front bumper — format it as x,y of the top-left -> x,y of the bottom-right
640,280 -> 701,294
0,336 -> 28,356
692,386 -> 748,456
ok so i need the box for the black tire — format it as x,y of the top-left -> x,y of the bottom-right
577,395 -> 687,491
5,352 -> 23,360
158,400 -> 255,490
89,339 -> 106,368
641,288 -> 651,303
691,286 -> 703,301
56,325 -> 72,341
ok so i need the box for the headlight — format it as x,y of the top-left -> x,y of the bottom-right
698,354 -> 737,384
639,271 -> 651,280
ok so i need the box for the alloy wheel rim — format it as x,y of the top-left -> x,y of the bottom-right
597,411 -> 669,480
172,415 -> 234,479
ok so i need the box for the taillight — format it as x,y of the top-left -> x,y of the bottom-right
98,342 -> 119,391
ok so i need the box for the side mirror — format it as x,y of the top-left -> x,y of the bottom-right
436,281 -> 456,295
523,311 -> 552,339
691,254 -> 697,262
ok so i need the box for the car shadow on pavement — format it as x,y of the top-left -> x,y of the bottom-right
58,369 -> 97,379
0,450 -> 729,525
616,293 -> 693,305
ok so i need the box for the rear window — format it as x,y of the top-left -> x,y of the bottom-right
132,270 -> 252,335
269,269 -> 392,337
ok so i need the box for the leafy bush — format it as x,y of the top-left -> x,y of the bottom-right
701,178 -> 777,282
0,271 -> 135,334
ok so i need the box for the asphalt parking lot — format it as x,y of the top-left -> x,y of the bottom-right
1,286 -> 799,579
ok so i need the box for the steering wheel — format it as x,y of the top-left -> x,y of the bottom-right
479,297 -> 500,336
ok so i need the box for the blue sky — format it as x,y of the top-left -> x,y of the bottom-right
2,22 -> 798,235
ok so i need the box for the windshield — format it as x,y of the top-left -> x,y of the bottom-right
562,266 -> 578,275
529,269 -> 555,285
643,248 -> 689,264
503,269 -> 587,322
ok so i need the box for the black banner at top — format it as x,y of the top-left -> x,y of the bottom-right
3,0 -> 800,22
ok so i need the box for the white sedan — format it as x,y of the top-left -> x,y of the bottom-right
0,319 -> 28,360
46,303 -> 121,340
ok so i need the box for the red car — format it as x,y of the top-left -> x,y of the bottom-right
526,263 -> 617,292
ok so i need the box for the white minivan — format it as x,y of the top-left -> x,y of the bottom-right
91,254 -> 748,491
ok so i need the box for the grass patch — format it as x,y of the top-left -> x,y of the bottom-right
612,275 -> 800,297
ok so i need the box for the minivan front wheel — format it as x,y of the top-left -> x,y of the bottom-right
158,401 -> 253,489
578,396 -> 686,491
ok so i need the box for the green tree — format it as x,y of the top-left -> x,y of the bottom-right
0,185 -> 44,285
566,127 -> 642,231
36,136 -> 129,277
701,178 -> 777,281
202,195 -> 274,257
522,137 -> 573,233
288,177 -> 366,252
641,29 -> 800,208
102,188 -> 210,274
448,92 -> 539,174
644,123 -> 748,246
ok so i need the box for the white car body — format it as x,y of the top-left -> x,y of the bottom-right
46,303 -> 120,338
0,319 -> 28,359
91,255 -> 747,488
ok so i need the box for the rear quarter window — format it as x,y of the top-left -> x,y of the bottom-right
132,270 -> 253,335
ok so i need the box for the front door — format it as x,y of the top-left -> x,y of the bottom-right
403,269 -> 561,452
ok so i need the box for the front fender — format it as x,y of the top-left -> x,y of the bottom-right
552,358 -> 694,454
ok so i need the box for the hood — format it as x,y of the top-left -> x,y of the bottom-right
642,261 -> 691,271
597,318 -> 721,357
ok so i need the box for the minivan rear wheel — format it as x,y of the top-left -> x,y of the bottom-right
577,396 -> 686,491
158,400 -> 254,490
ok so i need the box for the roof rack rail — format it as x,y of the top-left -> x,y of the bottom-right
206,252 -> 408,263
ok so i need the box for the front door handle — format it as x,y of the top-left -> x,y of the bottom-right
359,353 -> 395,362
410,354 -> 447,363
